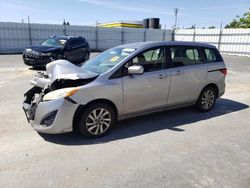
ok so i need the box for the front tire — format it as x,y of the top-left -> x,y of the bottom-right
76,103 -> 115,138
196,86 -> 216,112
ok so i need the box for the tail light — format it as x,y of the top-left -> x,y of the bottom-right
219,68 -> 227,75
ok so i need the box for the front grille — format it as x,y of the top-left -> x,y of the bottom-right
25,50 -> 42,59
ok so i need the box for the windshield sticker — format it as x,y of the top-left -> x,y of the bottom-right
110,56 -> 120,62
110,51 -> 117,54
123,48 -> 135,52
121,52 -> 130,56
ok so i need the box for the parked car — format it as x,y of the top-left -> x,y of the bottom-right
23,36 -> 90,67
23,41 -> 226,138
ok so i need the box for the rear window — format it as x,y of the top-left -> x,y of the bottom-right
203,48 -> 222,62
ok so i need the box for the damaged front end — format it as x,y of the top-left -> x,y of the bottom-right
23,86 -> 43,122
23,70 -> 52,122
22,59 -> 98,132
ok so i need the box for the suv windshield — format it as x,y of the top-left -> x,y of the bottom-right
41,38 -> 67,47
81,47 -> 136,74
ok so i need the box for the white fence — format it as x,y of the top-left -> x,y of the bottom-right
175,29 -> 250,56
0,22 -> 249,57
0,22 -> 172,53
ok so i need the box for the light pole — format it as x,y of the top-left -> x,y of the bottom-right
174,8 -> 179,30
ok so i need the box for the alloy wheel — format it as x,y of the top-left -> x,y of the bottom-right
201,90 -> 215,110
85,108 -> 112,135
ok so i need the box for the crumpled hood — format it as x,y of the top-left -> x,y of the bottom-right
46,59 -> 98,83
27,45 -> 61,53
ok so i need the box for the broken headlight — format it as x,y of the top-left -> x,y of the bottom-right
43,87 -> 79,101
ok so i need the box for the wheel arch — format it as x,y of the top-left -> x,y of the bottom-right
73,99 -> 118,131
205,83 -> 219,98
199,83 -> 219,100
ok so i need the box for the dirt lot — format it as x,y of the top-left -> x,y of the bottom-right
0,54 -> 250,188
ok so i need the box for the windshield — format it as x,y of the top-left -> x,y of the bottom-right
41,38 -> 67,47
81,47 -> 136,74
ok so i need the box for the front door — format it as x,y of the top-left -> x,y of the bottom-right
122,46 -> 171,114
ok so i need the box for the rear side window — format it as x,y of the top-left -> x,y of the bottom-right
170,46 -> 203,67
185,49 -> 200,61
67,39 -> 82,47
79,38 -> 87,44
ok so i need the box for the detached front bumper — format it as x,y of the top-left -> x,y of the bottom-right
23,90 -> 79,134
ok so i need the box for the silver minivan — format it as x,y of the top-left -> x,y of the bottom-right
23,41 -> 227,138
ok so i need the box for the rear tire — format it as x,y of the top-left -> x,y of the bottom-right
196,86 -> 216,112
76,103 -> 115,138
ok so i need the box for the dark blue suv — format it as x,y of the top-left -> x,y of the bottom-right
23,36 -> 90,67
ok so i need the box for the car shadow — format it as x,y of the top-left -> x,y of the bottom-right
29,67 -> 46,71
39,98 -> 249,145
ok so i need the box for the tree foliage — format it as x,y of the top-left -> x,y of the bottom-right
208,26 -> 216,29
63,19 -> 70,25
225,9 -> 250,28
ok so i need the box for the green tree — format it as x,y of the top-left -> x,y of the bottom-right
225,9 -> 250,28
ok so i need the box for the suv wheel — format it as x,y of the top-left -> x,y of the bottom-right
196,86 -> 216,112
77,103 -> 115,138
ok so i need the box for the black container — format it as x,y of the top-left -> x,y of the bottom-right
143,18 -> 149,28
149,18 -> 160,29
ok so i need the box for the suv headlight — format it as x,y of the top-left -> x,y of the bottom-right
41,52 -> 52,56
43,87 -> 79,101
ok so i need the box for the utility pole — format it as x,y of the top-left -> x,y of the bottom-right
28,16 -> 32,45
95,21 -> 98,51
220,22 -> 223,30
174,8 -> 179,30
218,22 -> 223,50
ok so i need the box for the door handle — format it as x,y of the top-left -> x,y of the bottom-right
172,70 -> 182,76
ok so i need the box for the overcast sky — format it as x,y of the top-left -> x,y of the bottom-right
0,0 -> 249,28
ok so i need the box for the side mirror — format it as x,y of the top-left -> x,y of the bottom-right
128,65 -> 144,75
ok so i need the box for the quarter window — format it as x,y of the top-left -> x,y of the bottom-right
130,47 -> 165,72
170,47 -> 202,67
68,39 -> 82,47
204,48 -> 217,62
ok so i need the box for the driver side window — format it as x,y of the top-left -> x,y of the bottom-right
129,47 -> 165,72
